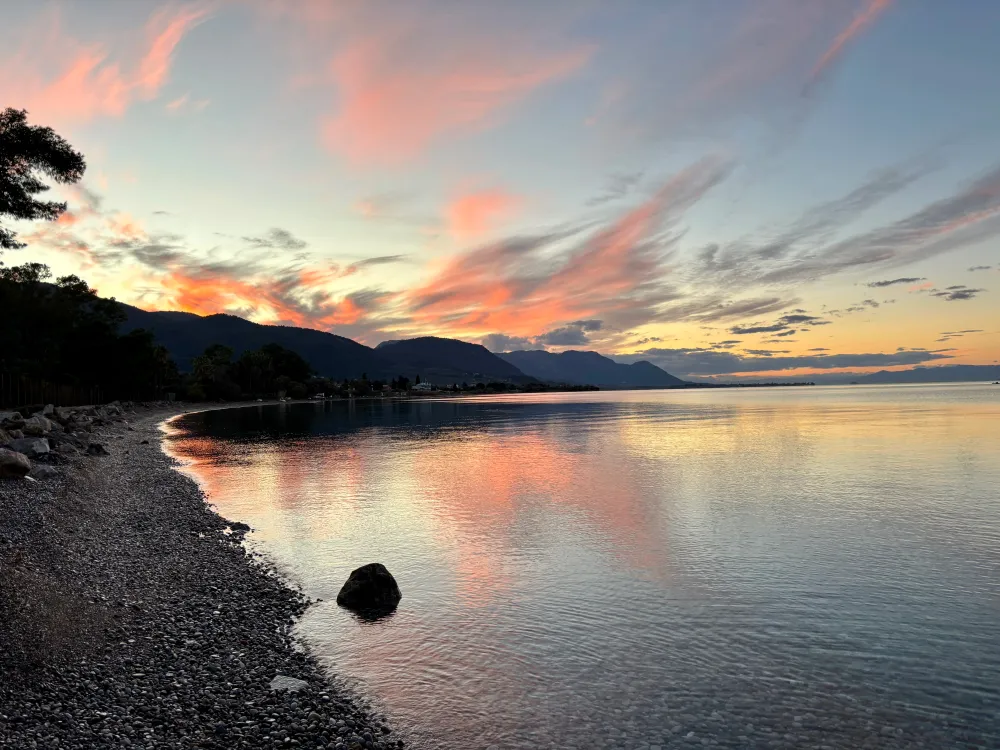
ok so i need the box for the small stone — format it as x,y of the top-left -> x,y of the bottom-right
28,464 -> 59,480
270,675 -> 309,692
87,442 -> 110,456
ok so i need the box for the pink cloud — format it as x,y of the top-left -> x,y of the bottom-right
810,0 -> 893,84
0,5 -> 207,124
320,18 -> 592,165
447,189 -> 522,241
402,157 -> 731,338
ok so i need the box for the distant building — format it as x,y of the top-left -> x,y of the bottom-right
411,382 -> 435,391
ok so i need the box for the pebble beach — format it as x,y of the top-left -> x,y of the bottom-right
0,403 -> 398,750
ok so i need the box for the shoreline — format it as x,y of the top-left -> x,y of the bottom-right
0,401 -> 400,750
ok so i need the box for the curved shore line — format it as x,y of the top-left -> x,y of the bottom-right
0,402 -> 401,750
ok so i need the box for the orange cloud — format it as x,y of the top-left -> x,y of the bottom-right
0,5 -> 207,124
446,189 -> 521,241
809,0 -> 893,84
322,26 -> 592,164
403,157 -> 730,338
136,6 -> 208,95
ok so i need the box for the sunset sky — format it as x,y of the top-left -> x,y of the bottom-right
2,0 -> 999,380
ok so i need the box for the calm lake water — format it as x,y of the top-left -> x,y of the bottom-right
165,385 -> 1000,749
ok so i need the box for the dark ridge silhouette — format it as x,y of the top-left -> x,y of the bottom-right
499,349 -> 686,388
119,308 -> 535,384
120,305 -> 398,380
850,365 -> 1000,384
375,337 -> 536,384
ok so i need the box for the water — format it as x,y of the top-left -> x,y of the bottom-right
165,385 -> 1000,748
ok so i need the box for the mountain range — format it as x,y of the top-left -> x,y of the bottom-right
848,365 -> 1000,384
499,350 -> 687,388
121,304 -> 999,387
121,305 -> 688,387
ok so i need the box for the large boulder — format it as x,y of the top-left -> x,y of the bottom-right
22,414 -> 53,436
0,411 -> 25,429
0,448 -> 31,479
52,406 -> 74,425
336,563 -> 401,613
10,437 -> 49,458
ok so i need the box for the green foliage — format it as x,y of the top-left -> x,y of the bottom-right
0,262 -> 178,398
1,108 -> 86,250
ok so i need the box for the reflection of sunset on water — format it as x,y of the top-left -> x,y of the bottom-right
162,388 -> 1000,750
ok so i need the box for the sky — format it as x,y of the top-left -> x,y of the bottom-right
2,0 -> 999,381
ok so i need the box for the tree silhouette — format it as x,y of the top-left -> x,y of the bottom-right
0,262 -> 178,399
1,108 -> 86,250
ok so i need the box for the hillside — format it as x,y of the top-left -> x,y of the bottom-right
120,305 -> 398,380
851,365 -> 1000,384
120,307 -> 536,384
375,337 -> 535,384
499,349 -> 686,388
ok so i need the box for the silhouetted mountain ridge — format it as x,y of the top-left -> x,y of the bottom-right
120,307 -> 534,383
121,305 -> 395,379
375,337 -> 535,384
850,365 -> 1000,384
499,349 -> 686,388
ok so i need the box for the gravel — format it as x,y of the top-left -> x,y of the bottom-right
0,402 -> 399,750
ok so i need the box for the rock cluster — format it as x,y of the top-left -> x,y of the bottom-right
0,401 -> 128,481
0,404 -> 399,750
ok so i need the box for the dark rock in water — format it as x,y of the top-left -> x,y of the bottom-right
0,448 -> 31,478
230,521 -> 251,532
87,442 -> 110,456
336,563 -> 401,613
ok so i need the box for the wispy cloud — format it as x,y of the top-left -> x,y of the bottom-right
314,4 -> 593,164
866,276 -> 925,287
446,189 -> 522,241
165,93 -> 210,114
690,162 -> 1000,290
241,228 -> 308,251
586,172 -> 644,207
729,313 -> 829,335
930,285 -> 986,301
807,0 -> 893,89
402,156 -> 732,337
0,4 -> 208,124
